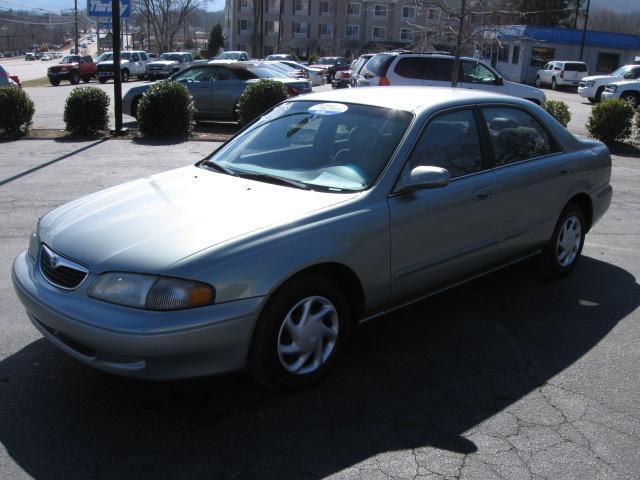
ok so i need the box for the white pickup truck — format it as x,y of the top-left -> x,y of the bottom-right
578,64 -> 640,103
601,79 -> 640,108
96,50 -> 149,83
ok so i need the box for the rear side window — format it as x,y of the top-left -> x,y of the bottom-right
394,57 -> 453,81
363,54 -> 394,76
564,63 -> 587,72
404,109 -> 482,178
482,108 -> 559,165
140,52 -> 148,61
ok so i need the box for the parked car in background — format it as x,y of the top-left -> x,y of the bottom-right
262,60 -> 307,79
97,50 -> 149,83
265,53 -> 295,61
146,51 -> 194,80
578,64 -> 640,102
350,53 -> 373,87
69,48 -> 76,55
123,63 -> 311,121
278,60 -> 325,86
47,55 -> 97,85
536,61 -> 588,90
332,69 -> 351,88
25,52 -> 35,61
601,79 -> 640,107
213,51 -> 250,62
357,52 -> 546,104
40,53 -> 52,61
309,56 -> 349,82
13,87 -> 612,390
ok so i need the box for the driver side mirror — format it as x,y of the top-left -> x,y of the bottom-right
395,166 -> 450,194
494,76 -> 504,86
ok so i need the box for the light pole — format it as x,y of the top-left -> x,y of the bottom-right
579,0 -> 591,61
74,0 -> 79,54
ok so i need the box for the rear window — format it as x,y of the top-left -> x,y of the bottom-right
394,57 -> 453,81
363,54 -> 394,76
564,63 -> 588,72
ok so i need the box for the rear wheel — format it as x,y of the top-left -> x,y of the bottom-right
248,273 -> 350,390
49,78 -> 60,86
81,76 -> 90,83
539,203 -> 586,278
98,77 -> 107,84
70,71 -> 80,85
131,97 -> 140,120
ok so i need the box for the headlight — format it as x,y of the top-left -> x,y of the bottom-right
586,81 -> 594,87
28,219 -> 41,261
88,273 -> 215,310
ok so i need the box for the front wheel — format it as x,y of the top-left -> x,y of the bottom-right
551,77 -> 558,90
49,78 -> 60,86
98,77 -> 107,84
535,75 -> 542,87
70,71 -> 80,85
539,203 -> 586,278
121,69 -> 129,82
81,76 -> 90,83
248,273 -> 350,390
594,86 -> 604,102
621,91 -> 639,108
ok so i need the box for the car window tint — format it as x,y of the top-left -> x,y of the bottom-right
461,61 -> 497,84
174,66 -> 217,82
132,53 -> 140,61
363,54 -> 394,76
140,52 -> 147,61
216,67 -> 237,80
405,110 -> 482,178
482,108 -> 557,165
423,58 -> 454,81
395,57 -> 430,79
564,63 -> 587,72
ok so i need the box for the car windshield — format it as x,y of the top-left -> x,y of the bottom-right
160,53 -> 182,61
248,66 -> 288,78
120,52 -> 132,60
97,52 -> 113,61
611,66 -> 631,76
203,101 -> 412,192
61,56 -> 75,63
216,52 -> 240,60
317,57 -> 337,64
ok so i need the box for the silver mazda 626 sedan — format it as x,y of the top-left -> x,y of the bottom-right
12,87 -> 612,390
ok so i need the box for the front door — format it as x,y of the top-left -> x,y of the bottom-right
389,108 -> 502,303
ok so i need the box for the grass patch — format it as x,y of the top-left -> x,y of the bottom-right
20,77 -> 53,88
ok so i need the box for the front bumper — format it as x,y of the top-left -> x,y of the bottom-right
47,71 -> 71,81
577,85 -> 596,98
600,91 -> 617,101
12,250 -> 264,380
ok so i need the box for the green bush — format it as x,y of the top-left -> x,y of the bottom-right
586,99 -> 635,144
635,109 -> 640,142
63,86 -> 109,135
0,86 -> 35,136
137,80 -> 195,137
542,100 -> 571,127
307,53 -> 319,65
237,79 -> 288,126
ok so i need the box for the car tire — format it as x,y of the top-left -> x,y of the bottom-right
82,76 -> 90,83
232,103 -> 240,123
98,77 -> 107,84
248,273 -> 351,391
70,72 -> 80,85
535,75 -> 542,87
587,97 -> 596,103
621,91 -> 640,108
131,97 -> 140,120
595,86 -> 604,102
539,203 -> 586,278
49,79 -> 60,86
121,69 -> 130,82
551,77 -> 557,90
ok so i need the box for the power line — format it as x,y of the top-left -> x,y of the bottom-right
0,15 -> 77,24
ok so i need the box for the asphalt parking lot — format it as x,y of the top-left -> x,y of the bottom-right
1,90 -> 640,479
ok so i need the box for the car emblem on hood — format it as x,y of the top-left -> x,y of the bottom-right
50,255 -> 60,267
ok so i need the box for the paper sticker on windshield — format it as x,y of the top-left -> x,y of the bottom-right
308,103 -> 348,116
261,102 -> 293,121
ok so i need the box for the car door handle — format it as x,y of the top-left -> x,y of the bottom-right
473,189 -> 492,200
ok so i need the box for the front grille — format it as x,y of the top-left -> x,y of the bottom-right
579,81 -> 585,87
97,64 -> 113,73
39,244 -> 88,290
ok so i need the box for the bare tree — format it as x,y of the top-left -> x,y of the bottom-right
138,0 -> 209,53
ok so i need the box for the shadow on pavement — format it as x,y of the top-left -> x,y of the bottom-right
1,256 -> 637,479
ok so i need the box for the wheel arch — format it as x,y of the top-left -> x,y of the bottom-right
566,192 -> 593,232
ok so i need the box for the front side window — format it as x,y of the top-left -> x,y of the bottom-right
482,108 -> 558,166
403,110 -> 482,179
205,101 -> 412,192
461,61 -> 497,84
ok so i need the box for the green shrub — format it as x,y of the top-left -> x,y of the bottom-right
137,80 -> 195,137
237,79 -> 288,126
0,86 -> 35,136
542,100 -> 571,127
635,109 -> 640,142
307,53 -> 319,65
586,99 -> 634,144
63,86 -> 110,135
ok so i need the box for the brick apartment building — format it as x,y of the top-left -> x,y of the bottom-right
223,0 -> 452,59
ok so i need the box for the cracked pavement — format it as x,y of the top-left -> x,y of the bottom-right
0,139 -> 639,479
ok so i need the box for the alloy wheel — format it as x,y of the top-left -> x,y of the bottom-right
556,215 -> 582,268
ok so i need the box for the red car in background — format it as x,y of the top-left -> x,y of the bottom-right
47,55 -> 97,86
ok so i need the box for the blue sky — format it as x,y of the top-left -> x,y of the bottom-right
4,0 -> 225,12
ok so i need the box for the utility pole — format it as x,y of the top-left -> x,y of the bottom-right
579,0 -> 591,60
451,0 -> 466,87
111,0 -> 124,134
74,0 -> 79,54
147,2 -> 151,52
277,0 -> 284,52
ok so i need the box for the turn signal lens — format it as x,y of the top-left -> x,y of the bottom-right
146,278 -> 215,311
379,76 -> 390,86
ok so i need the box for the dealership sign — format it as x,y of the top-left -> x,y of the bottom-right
87,0 -> 131,17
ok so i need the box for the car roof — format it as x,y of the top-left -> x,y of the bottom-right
292,86 -> 516,112
161,51 -> 190,55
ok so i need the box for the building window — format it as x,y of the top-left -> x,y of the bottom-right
512,44 -> 520,64
596,52 -> 620,73
240,0 -> 251,12
374,4 -> 387,18
293,22 -> 309,37
400,28 -> 411,42
238,19 -> 252,34
372,26 -> 386,41
346,24 -> 359,38
347,2 -> 360,16
530,46 -> 555,67
497,44 -> 509,62
319,23 -> 333,37
320,1 -> 331,16
427,8 -> 439,20
266,0 -> 280,13
294,0 -> 309,15
265,20 -> 278,35
401,6 -> 415,20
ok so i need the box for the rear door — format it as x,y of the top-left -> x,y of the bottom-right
175,65 -> 217,114
389,108 -> 502,302
421,57 -> 455,88
480,106 -> 568,258
211,66 -> 246,118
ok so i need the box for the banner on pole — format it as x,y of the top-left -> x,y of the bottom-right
87,0 -> 131,17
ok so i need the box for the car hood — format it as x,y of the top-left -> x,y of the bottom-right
607,79 -> 639,87
99,60 -> 129,66
582,75 -> 615,82
148,60 -> 177,67
39,165 -> 358,273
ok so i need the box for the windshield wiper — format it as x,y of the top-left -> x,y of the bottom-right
199,160 -> 238,177
234,171 -> 310,190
